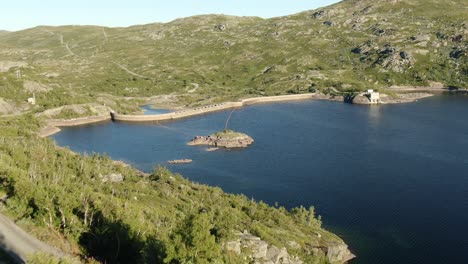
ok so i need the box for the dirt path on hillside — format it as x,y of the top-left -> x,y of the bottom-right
0,213 -> 64,263
111,61 -> 152,80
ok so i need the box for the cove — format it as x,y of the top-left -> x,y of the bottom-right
53,94 -> 468,264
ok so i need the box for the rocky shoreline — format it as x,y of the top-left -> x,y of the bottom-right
351,92 -> 435,105
225,230 -> 355,264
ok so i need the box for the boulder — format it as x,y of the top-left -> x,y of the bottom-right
376,46 -> 415,72
101,173 -> 124,183
214,24 -> 227,31
326,244 -> 356,264
351,42 -> 373,55
429,81 -> 444,89
226,231 -> 304,264
250,240 -> 268,259
372,28 -> 386,36
399,51 -> 411,59
450,47 -> 465,59
311,10 -> 325,19
450,34 -> 464,42
223,40 -> 234,47
225,241 -> 241,254
352,95 -> 371,105
266,246 -> 292,264
286,241 -> 301,250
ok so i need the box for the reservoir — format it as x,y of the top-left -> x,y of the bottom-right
53,94 -> 468,264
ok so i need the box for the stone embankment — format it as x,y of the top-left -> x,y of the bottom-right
379,85 -> 454,104
38,115 -> 110,137
111,101 -> 243,122
240,94 -> 317,105
111,94 -> 316,122
352,85 -> 458,105
387,84 -> 447,93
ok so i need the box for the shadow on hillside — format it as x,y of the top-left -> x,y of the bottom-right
0,233 -> 23,264
78,211 -> 166,264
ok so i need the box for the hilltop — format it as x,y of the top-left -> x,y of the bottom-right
0,0 -> 466,116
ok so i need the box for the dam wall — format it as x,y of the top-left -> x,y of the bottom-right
240,93 -> 316,105
41,93 -> 318,137
111,94 -> 316,122
112,102 -> 243,122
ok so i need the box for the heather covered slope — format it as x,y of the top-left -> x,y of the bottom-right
0,115 -> 353,263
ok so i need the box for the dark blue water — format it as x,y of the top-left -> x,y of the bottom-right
53,95 -> 468,264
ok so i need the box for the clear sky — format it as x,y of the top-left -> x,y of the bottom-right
1,0 -> 341,32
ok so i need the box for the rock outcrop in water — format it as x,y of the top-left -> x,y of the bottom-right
187,129 -> 254,148
167,159 -> 193,164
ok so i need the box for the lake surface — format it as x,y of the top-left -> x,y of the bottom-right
53,94 -> 468,264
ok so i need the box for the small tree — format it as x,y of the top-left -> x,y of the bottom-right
165,212 -> 222,264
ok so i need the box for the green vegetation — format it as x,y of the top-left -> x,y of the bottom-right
27,253 -> 80,264
0,0 -> 466,262
212,129 -> 246,139
0,115 -> 341,263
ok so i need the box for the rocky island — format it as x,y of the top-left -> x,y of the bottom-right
188,129 -> 254,149
167,159 -> 193,164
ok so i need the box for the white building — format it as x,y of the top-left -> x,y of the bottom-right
366,89 -> 381,104
27,93 -> 36,105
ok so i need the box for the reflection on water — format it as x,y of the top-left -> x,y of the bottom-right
367,105 -> 383,126
54,95 -> 468,264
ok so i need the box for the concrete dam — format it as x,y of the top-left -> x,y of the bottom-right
40,94 -> 317,137
111,94 -> 316,122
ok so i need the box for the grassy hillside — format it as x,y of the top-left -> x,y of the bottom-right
0,0 -> 466,262
0,0 -> 466,113
0,115 -> 345,263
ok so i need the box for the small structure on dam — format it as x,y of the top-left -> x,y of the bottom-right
366,89 -> 381,104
